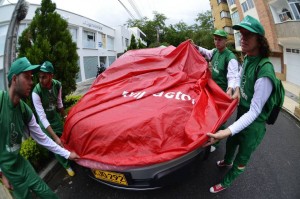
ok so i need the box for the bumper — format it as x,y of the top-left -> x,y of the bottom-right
89,146 -> 210,190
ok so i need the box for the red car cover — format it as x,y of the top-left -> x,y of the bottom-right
61,40 -> 238,168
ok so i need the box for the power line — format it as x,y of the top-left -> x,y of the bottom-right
117,0 -> 136,20
128,0 -> 143,19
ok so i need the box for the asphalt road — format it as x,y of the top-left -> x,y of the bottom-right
47,110 -> 300,199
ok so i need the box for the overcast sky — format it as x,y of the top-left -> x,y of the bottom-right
4,0 -> 211,27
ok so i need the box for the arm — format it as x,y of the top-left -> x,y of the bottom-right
204,77 -> 273,146
32,92 -> 62,146
27,114 -> 79,160
197,46 -> 214,60
226,59 -> 239,97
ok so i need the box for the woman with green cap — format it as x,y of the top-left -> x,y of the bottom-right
204,15 -> 279,193
32,61 -> 75,177
194,29 -> 240,152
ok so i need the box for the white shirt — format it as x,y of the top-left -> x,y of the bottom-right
229,77 -> 273,135
28,114 -> 70,159
32,87 -> 63,129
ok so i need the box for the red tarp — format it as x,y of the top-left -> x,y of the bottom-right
61,40 -> 238,168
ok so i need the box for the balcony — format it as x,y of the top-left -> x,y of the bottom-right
230,3 -> 237,12
275,21 -> 300,45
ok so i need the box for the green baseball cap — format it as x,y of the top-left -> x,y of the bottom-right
40,61 -> 54,73
232,15 -> 265,36
8,57 -> 40,82
213,29 -> 228,38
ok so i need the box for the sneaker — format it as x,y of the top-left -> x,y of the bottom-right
210,145 -> 216,152
210,183 -> 226,193
216,160 -> 233,167
66,167 -> 75,176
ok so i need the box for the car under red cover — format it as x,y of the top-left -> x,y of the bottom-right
61,40 -> 238,170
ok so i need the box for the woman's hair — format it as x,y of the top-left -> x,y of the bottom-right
257,35 -> 271,58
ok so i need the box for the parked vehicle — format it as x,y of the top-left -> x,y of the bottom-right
96,62 -> 106,77
61,41 -> 237,190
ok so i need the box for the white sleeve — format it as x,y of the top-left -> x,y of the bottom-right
28,114 -> 70,159
32,92 -> 50,129
57,87 -> 63,109
227,59 -> 239,89
235,66 -> 243,88
228,77 -> 273,135
198,47 -> 214,60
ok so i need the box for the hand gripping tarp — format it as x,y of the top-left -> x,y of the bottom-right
61,40 -> 238,168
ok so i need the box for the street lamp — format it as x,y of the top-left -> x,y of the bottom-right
3,0 -> 29,90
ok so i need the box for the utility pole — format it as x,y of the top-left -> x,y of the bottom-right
3,0 -> 29,90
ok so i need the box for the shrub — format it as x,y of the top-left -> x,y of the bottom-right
64,95 -> 82,113
20,137 -> 49,171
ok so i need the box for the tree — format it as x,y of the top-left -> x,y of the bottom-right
18,0 -> 79,98
127,34 -> 138,50
127,11 -> 167,47
191,10 -> 215,49
137,38 -> 146,49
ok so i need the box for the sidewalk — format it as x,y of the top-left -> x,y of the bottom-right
282,81 -> 300,120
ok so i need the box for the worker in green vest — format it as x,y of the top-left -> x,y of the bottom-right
204,15 -> 279,193
194,29 -> 240,152
32,61 -> 75,177
0,57 -> 79,199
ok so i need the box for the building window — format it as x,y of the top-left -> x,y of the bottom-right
228,0 -> 235,6
108,56 -> 116,65
286,48 -> 300,53
0,25 -> 8,55
217,0 -> 227,4
69,27 -> 77,44
220,11 -> 231,18
125,38 -> 129,47
224,26 -> 233,34
288,0 -> 300,20
247,0 -> 254,9
231,11 -> 240,25
83,56 -> 98,79
98,33 -> 106,49
107,36 -> 114,51
83,30 -> 96,48
234,32 -> 241,47
241,0 -> 254,12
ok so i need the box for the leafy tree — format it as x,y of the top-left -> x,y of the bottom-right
127,11 -> 167,47
137,38 -> 146,49
18,0 -> 79,98
127,34 -> 138,50
191,10 -> 215,49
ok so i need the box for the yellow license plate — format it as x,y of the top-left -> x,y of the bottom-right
92,169 -> 128,186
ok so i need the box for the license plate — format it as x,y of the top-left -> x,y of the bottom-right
92,169 -> 128,186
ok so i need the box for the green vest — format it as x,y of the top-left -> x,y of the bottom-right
211,48 -> 236,91
0,91 -> 32,175
239,56 -> 277,122
32,79 -> 63,135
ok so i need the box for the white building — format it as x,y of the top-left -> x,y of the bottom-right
0,3 -> 146,90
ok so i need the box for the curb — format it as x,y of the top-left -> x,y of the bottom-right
39,159 -> 60,183
282,107 -> 300,123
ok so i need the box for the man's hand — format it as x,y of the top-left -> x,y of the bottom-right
203,128 -> 232,148
232,87 -> 240,102
68,152 -> 80,161
226,87 -> 233,98
54,137 -> 63,147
